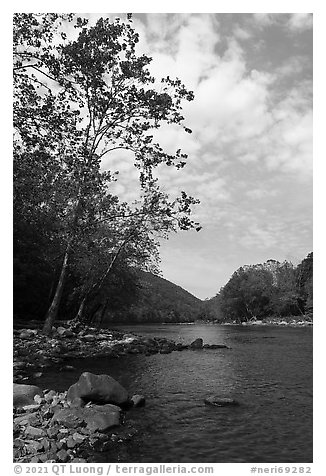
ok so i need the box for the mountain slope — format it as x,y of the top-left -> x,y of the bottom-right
106,270 -> 203,323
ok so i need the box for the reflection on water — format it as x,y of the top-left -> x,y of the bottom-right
31,324 -> 313,463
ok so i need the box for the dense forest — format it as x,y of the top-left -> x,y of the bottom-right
202,254 -> 313,323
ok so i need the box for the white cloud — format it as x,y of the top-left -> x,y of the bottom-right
287,13 -> 313,31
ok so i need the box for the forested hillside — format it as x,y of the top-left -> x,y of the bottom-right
105,271 -> 202,323
217,254 -> 313,323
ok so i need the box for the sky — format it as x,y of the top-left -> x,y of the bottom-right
98,12 -> 313,299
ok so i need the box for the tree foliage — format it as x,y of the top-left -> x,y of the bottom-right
219,254 -> 313,322
13,14 -> 200,331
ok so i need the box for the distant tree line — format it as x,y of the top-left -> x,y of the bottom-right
217,254 -> 313,323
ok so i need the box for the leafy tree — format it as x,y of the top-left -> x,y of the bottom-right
13,14 -> 200,332
219,256 -> 313,322
296,252 -> 313,313
220,265 -> 273,322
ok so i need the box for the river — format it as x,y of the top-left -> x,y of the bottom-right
32,324 -> 313,463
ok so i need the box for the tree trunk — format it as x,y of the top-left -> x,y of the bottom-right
43,244 -> 70,334
74,296 -> 87,323
97,298 -> 109,328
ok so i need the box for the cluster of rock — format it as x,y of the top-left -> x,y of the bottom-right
14,325 -> 230,382
13,372 -> 145,463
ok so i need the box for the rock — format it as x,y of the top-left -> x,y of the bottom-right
203,344 -> 229,349
24,425 -> 46,438
14,413 -> 40,426
83,404 -> 121,432
40,438 -> 50,451
67,372 -> 129,407
190,338 -> 203,349
131,395 -> 146,408
13,361 -> 27,370
66,436 -> 77,448
19,329 -> 37,339
13,383 -> 42,408
60,365 -> 75,371
159,345 -> 172,354
52,404 -> 121,433
34,395 -> 44,404
56,448 -> 69,463
47,427 -> 59,438
51,408 -> 84,429
175,343 -> 185,351
30,456 -> 41,463
26,440 -> 43,453
83,334 -> 96,342
33,371 -> 43,378
44,390 -> 57,403
72,432 -> 86,443
69,397 -> 86,408
56,326 -> 74,337
22,403 -> 41,412
204,396 -> 239,407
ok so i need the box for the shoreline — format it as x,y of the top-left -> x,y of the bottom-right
13,319 -> 311,463
13,323 -> 229,463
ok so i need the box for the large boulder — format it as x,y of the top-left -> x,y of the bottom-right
204,396 -> 239,407
52,404 -> 121,432
13,384 -> 42,408
190,338 -> 203,349
67,372 -> 129,407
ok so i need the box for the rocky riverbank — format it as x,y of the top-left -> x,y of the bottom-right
221,314 -> 313,327
13,323 -> 229,382
13,371 -> 145,463
13,323 -> 230,462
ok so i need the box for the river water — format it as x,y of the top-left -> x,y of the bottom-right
33,324 -> 313,463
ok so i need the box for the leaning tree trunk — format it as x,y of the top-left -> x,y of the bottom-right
73,295 -> 87,324
73,235 -> 132,327
97,298 -> 109,328
42,244 -> 70,335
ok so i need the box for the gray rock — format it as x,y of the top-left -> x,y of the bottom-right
60,365 -> 75,371
159,345 -> 172,354
21,404 -> 41,412
14,413 -> 40,426
56,448 -> 69,462
13,383 -> 42,408
56,326 -> 67,336
204,396 -> 239,407
44,390 -> 57,403
51,408 -> 83,428
52,404 -> 121,433
13,361 -> 27,370
24,425 -> 46,438
190,338 -> 203,349
83,404 -> 121,432
83,334 -> 96,342
67,372 -> 129,407
203,344 -> 229,349
131,395 -> 146,407
19,329 -> 37,339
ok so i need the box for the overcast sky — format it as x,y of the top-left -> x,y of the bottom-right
100,12 -> 312,299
